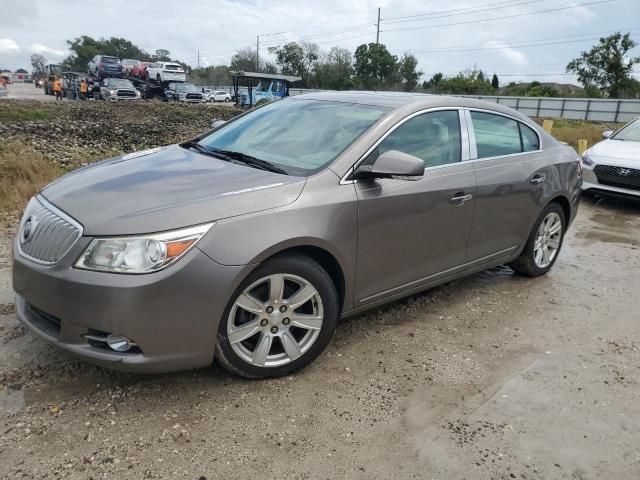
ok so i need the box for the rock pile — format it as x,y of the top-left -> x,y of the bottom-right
0,100 -> 243,169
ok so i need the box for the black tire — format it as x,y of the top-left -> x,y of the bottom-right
156,75 -> 162,86
216,254 -> 339,379
224,97 -> 230,103
510,202 -> 566,277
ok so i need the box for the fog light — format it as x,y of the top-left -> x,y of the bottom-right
106,334 -> 134,352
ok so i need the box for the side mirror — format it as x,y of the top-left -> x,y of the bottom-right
211,119 -> 227,129
602,130 -> 614,139
352,150 -> 424,181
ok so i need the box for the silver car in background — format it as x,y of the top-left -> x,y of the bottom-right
581,117 -> 640,198
13,93 -> 581,378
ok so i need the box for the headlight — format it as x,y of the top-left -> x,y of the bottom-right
109,89 -> 117,95
581,153 -> 594,167
75,223 -> 214,274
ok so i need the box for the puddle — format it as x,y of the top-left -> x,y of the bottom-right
575,230 -> 637,245
0,386 -> 24,412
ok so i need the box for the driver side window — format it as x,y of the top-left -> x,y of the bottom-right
370,110 -> 462,168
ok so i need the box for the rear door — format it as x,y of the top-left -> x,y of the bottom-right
465,109 -> 546,261
354,109 -> 477,305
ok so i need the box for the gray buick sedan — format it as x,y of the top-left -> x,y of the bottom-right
13,92 -> 581,378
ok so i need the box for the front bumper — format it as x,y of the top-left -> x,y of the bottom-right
582,167 -> 640,198
13,237 -> 246,373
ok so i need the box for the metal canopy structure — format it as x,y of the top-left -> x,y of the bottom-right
231,71 -> 302,107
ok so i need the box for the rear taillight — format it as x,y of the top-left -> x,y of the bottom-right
99,63 -> 104,68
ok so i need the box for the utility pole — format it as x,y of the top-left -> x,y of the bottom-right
376,7 -> 381,44
256,35 -> 259,72
197,49 -> 200,68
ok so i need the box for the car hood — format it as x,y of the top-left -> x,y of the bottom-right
41,145 -> 305,235
588,139 -> 640,165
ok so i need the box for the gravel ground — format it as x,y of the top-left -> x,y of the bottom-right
1,194 -> 639,479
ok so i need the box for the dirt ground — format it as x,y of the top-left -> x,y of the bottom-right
1,194 -> 639,480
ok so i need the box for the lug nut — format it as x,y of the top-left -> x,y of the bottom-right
279,305 -> 287,313
266,306 -> 274,314
270,326 -> 279,334
282,317 -> 290,325
260,319 -> 268,327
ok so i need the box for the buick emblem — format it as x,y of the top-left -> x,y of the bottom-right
618,168 -> 631,176
20,216 -> 37,245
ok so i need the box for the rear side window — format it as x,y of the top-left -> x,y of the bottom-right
471,112 -> 521,158
520,123 -> 540,151
374,110 -> 462,168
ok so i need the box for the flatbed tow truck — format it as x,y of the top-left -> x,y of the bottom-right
55,70 -> 182,100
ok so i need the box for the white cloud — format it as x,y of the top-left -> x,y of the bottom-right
483,41 -> 527,66
0,38 -> 20,54
29,43 -> 66,56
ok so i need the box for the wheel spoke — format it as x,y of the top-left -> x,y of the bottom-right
269,274 -> 285,303
281,331 -> 302,360
548,238 -> 560,249
287,284 -> 317,309
251,334 -> 272,366
549,222 -> 562,235
228,319 -> 261,344
535,248 -> 543,265
236,293 -> 263,315
542,246 -> 550,265
291,313 -> 323,330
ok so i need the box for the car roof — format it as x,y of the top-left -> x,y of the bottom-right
292,91 -> 531,121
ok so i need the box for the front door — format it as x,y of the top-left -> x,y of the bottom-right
354,109 -> 477,305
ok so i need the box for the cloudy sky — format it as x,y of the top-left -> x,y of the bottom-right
1,0 -> 639,85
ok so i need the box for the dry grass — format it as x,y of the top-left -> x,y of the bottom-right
538,118 -> 624,151
0,140 -> 60,214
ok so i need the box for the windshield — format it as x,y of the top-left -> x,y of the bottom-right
612,119 -> 640,142
109,79 -> 134,88
102,56 -> 119,64
197,99 -> 388,176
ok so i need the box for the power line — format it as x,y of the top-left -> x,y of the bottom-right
382,0 -> 548,25
409,34 -> 640,54
381,0 -> 617,33
382,0 -> 545,21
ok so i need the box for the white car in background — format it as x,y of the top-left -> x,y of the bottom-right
202,89 -> 232,102
582,117 -> 640,198
145,62 -> 186,84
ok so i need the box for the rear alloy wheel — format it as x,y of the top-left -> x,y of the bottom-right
216,255 -> 338,378
510,203 -> 565,277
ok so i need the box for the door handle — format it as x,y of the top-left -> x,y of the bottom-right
450,193 -> 473,205
530,174 -> 546,185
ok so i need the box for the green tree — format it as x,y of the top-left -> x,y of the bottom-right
30,54 -> 47,76
230,47 -> 259,72
398,53 -> 422,91
424,69 -> 493,95
269,42 -> 319,86
313,47 -> 354,90
152,49 -> 171,62
566,32 -> 640,98
491,73 -> 499,89
353,43 -> 398,89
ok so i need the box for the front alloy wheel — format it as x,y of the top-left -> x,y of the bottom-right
216,255 -> 338,378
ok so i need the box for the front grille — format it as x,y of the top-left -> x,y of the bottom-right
186,93 -> 202,100
594,165 -> 640,191
117,89 -> 136,97
18,196 -> 82,264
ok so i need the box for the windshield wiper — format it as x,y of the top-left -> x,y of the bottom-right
182,142 -> 288,175
208,148 -> 288,175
